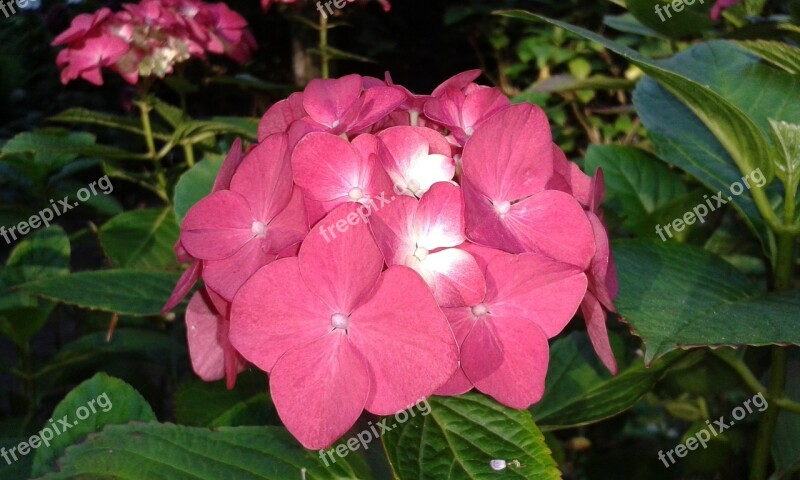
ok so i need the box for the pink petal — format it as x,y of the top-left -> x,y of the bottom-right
349,266 -> 459,415
292,132 -> 391,202
461,87 -> 510,133
259,187 -> 308,254
368,195 -> 418,266
414,182 -> 465,250
434,367 -> 473,396
258,92 -> 306,140
419,248 -> 485,307
465,187 -> 596,270
230,133 -> 293,222
377,126 -> 455,196
582,292 -> 618,375
220,318 -> 246,390
461,103 -> 554,201
461,315 -> 550,409
201,238 -> 276,302
303,74 -> 363,128
212,138 -> 244,192
299,203 -> 384,313
229,258 -> 333,372
587,212 -> 615,311
457,242 -> 505,273
485,252 -> 587,338
186,291 -> 225,382
590,168 -> 606,213
162,261 -> 202,313
547,144 -> 592,207
349,86 -> 407,132
181,190 -> 255,261
431,69 -> 482,97
270,333 -> 370,449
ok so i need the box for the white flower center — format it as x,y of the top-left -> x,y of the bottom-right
251,221 -> 267,237
493,200 -> 511,216
471,303 -> 490,318
348,187 -> 364,201
414,247 -> 429,261
331,313 -> 350,330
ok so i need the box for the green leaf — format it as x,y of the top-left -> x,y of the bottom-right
5,226 -> 70,283
733,40 -> 800,74
99,208 -> 180,269
769,119 -> 800,192
0,227 -> 69,346
174,372 -> 277,427
532,335 -> 686,429
152,99 -> 187,129
173,154 -> 224,220
603,13 -> 668,38
36,424 -> 371,480
49,108 -> 169,139
614,240 -> 800,363
534,75 -> 635,93
383,393 -> 559,479
626,0 -> 714,39
31,372 -> 157,477
1,129 -> 142,164
498,12 -> 777,186
583,145 -> 687,235
19,270 -> 181,316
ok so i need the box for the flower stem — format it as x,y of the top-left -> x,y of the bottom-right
137,100 -> 169,200
750,182 -> 796,480
183,144 -> 195,168
319,13 -> 330,79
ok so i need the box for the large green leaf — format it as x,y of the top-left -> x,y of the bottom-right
0,227 -> 69,346
382,393 -> 559,479
31,373 -> 157,477
498,12 -> 779,201
614,240 -> 800,363
734,39 -> 800,74
19,270 -> 181,316
36,424 -> 371,480
174,372 -> 277,428
531,334 -> 686,429
773,352 -> 800,474
99,208 -> 180,269
1,129 -> 142,164
583,145 -> 688,235
173,154 -> 224,220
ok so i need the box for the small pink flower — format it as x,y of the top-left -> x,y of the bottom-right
301,74 -> 406,136
461,103 -> 596,269
436,243 -> 587,408
369,182 -> 484,307
229,203 -> 458,449
376,126 -> 455,197
424,73 -> 509,146
180,134 -> 308,300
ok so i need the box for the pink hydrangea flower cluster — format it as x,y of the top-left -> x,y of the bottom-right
52,0 -> 255,86
164,70 -> 619,449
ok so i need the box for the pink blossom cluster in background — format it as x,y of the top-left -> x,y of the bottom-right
711,0 -> 743,19
52,0 -> 255,86
164,70 -> 619,449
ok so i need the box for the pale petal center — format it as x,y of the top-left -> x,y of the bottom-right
251,220 -> 267,237
471,303 -> 490,318
331,313 -> 350,330
414,247 -> 429,261
348,187 -> 364,201
493,200 -> 511,216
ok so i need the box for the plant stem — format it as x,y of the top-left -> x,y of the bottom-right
183,144 -> 195,168
137,100 -> 169,198
750,182 -> 797,480
319,13 -> 330,79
